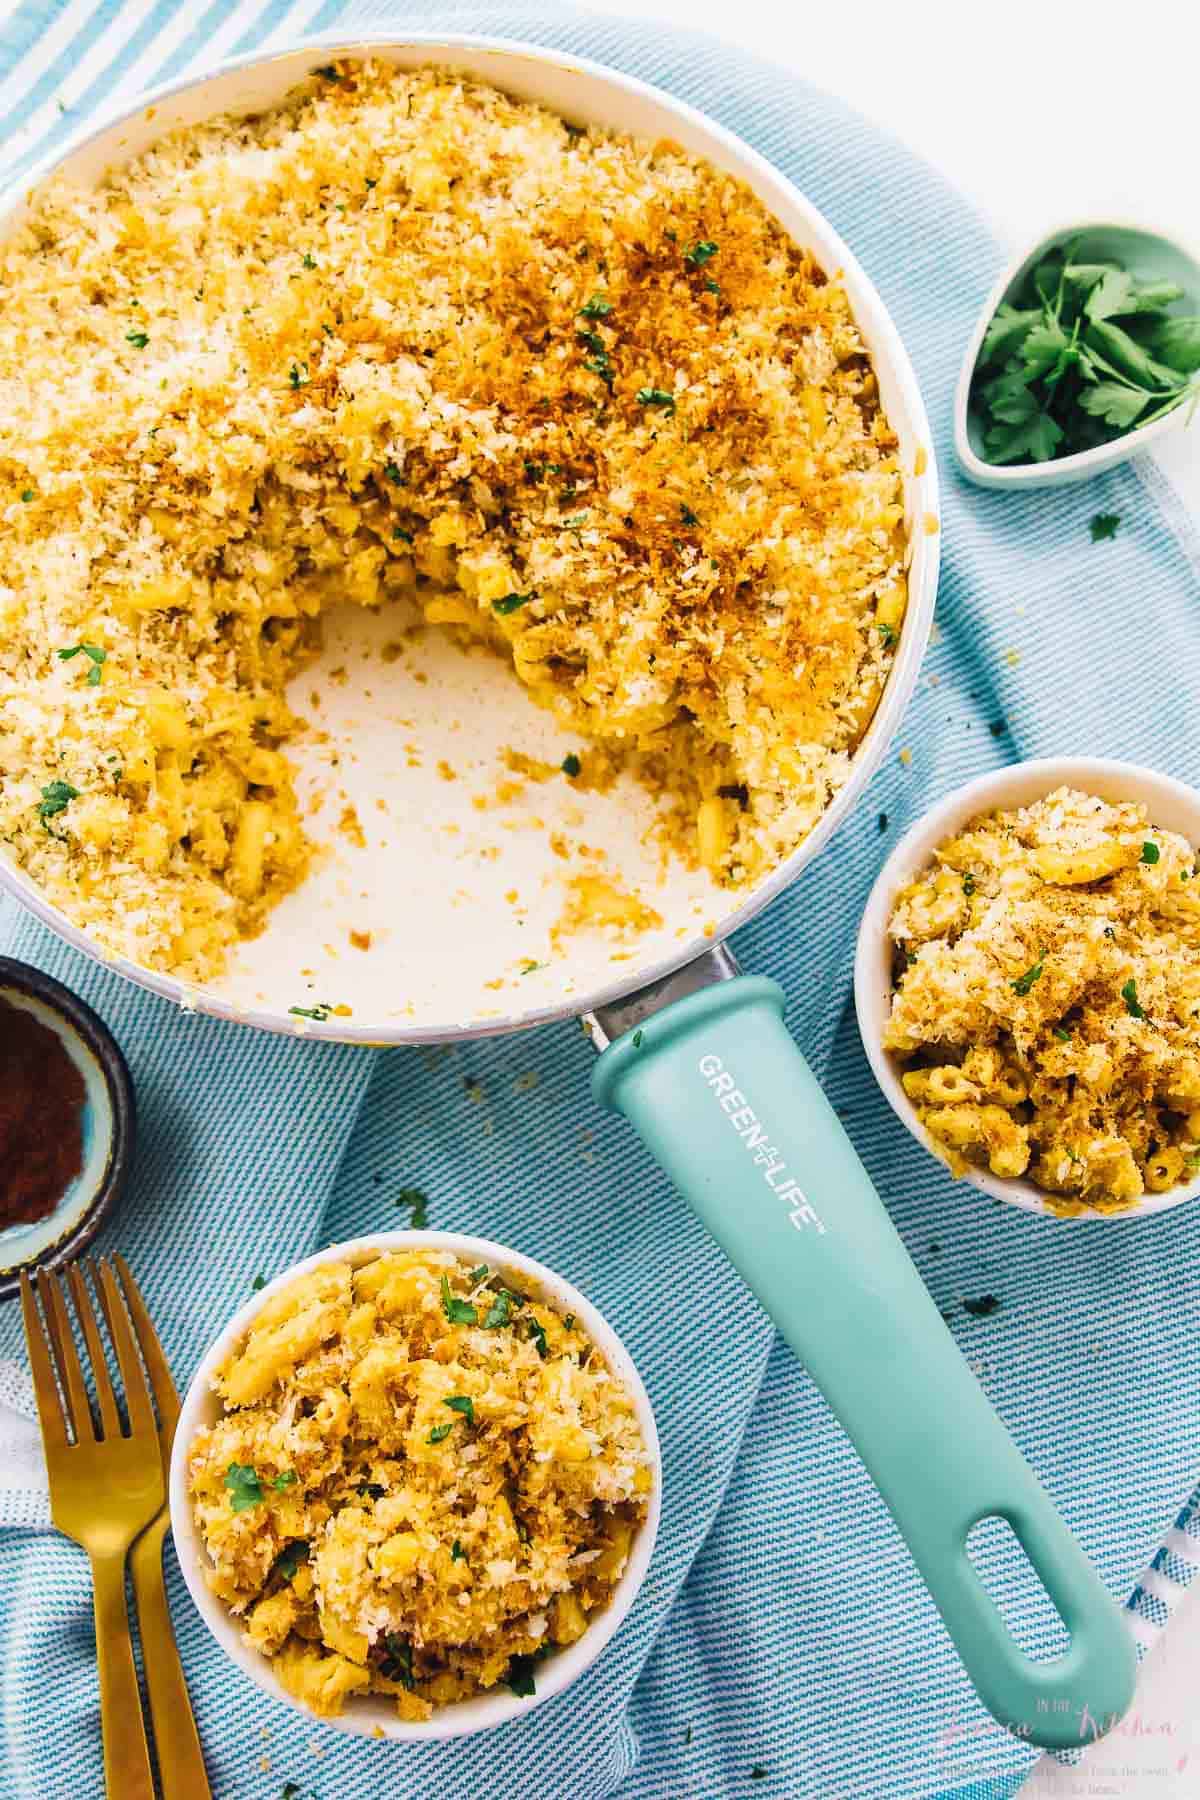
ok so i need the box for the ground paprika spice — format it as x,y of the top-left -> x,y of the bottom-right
0,995 -> 86,1228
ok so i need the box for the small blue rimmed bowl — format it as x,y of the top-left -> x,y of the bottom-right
0,958 -> 134,1301
955,219 -> 1200,490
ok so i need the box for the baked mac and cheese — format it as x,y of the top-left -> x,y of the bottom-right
186,1250 -> 652,1720
0,60 -> 906,981
884,787 -> 1200,1213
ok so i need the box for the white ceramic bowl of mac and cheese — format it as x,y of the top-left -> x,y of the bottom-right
855,758 -> 1200,1221
169,1231 -> 661,1740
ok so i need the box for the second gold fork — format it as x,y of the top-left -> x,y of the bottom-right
104,1256 -> 210,1800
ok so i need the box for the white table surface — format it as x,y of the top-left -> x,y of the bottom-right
609,0 -> 1200,1792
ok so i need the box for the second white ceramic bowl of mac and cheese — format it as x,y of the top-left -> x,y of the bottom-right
169,1231 -> 661,1740
855,757 -> 1200,1221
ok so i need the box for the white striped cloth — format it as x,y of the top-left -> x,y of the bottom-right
1,5 -> 1198,1798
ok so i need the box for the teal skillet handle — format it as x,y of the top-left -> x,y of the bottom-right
592,974 -> 1136,1750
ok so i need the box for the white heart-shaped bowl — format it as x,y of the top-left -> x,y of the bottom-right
954,220 -> 1200,490
169,1231 -> 661,1740
853,757 -> 1200,1220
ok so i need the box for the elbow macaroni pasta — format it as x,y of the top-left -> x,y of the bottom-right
884,787 -> 1200,1214
186,1251 -> 652,1722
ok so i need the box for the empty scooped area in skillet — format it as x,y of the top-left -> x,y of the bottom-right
224,594 -> 732,1028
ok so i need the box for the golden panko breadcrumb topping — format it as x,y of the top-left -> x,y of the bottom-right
884,787 -> 1200,1214
187,1250 -> 652,1720
0,59 -> 906,982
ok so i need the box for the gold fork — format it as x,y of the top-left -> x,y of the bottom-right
22,1262 -> 161,1800
104,1256 -> 210,1799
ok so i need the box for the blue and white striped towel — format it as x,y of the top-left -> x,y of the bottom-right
1,5 -> 1199,1797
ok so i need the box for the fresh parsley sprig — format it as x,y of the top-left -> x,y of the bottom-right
973,246 -> 1200,465
57,642 -> 106,686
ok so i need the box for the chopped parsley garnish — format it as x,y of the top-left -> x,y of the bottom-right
878,813 -> 889,832
274,1542 -> 309,1581
579,294 -> 613,319
467,1264 -> 489,1285
359,1482 -> 386,1500
379,1634 -> 414,1689
365,177 -> 377,189
1090,512 -> 1120,541
440,1274 -> 478,1325
962,872 -> 976,897
302,253 -> 317,269
751,1772 -> 768,1784
483,1288 -> 513,1329
272,1470 -> 298,1489
561,753 -> 581,777
637,387 -> 676,413
427,1422 -> 454,1444
704,277 -> 720,294
564,1314 -> 576,1331
1053,1025 -> 1072,1043
504,1651 -> 546,1697
631,1029 -> 644,1048
962,1295 -> 1002,1318
20,489 -> 33,502
988,719 -> 1008,739
451,1539 -> 466,1562
251,1274 -> 266,1291
444,1394 -> 475,1425
57,642 -> 106,685
224,1462 -> 264,1512
1122,977 -> 1145,1019
584,351 -> 614,387
392,526 -> 413,543
577,329 -> 606,356
526,1315 -> 550,1360
680,503 -> 699,526
493,592 -> 532,615
523,459 -> 545,482
125,330 -> 149,349
395,1186 -> 429,1228
288,1002 -> 333,1021
878,623 -> 896,648
1141,841 -> 1160,864
288,362 -> 309,389
383,461 -> 404,484
519,958 -> 548,974
684,240 -> 719,267
1011,958 -> 1044,996
37,779 -> 79,824
315,64 -> 344,82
